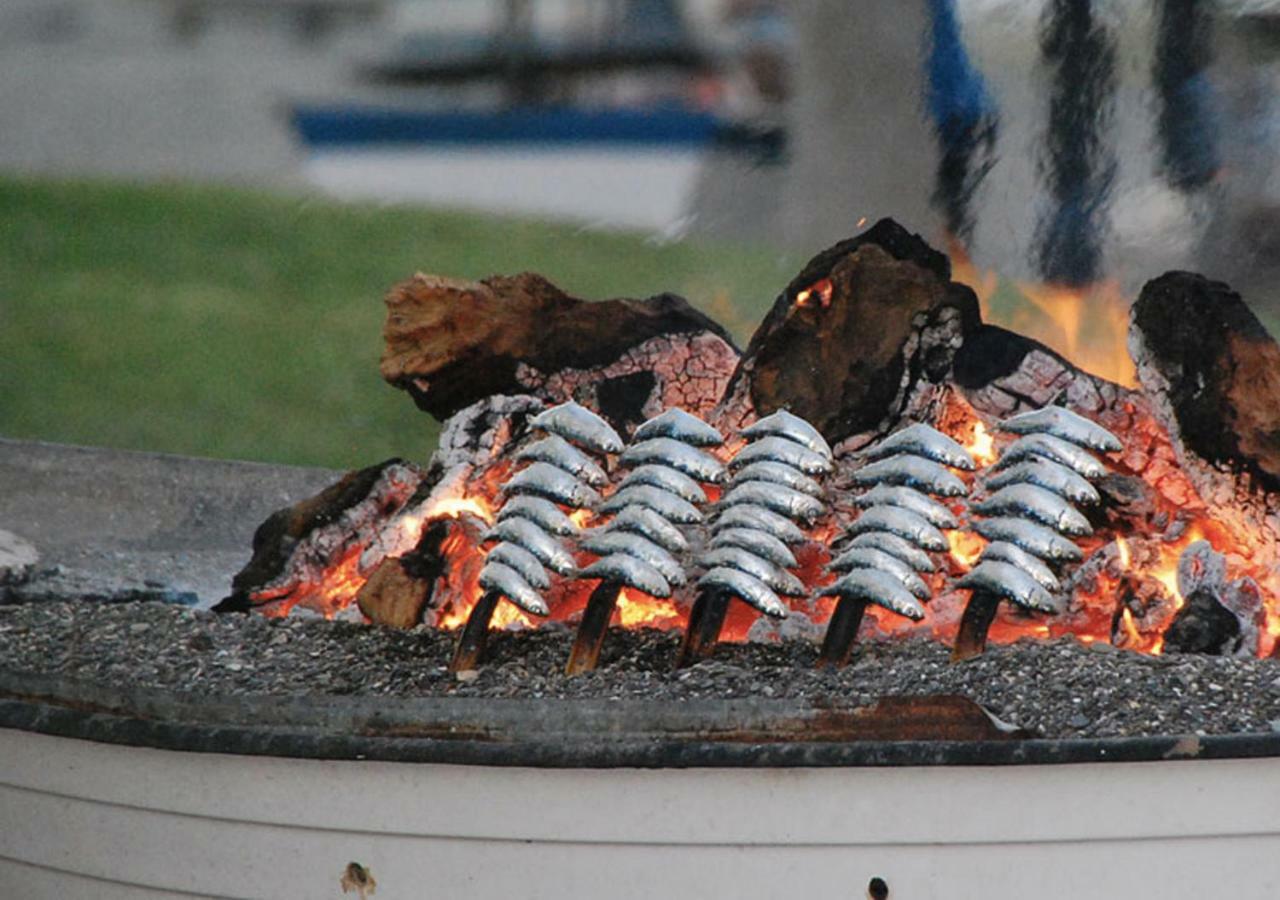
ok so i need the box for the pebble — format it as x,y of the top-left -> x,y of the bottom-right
2,600 -> 1280,739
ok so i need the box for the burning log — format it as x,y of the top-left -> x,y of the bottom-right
677,410 -> 830,667
380,272 -> 740,433
566,408 -> 724,675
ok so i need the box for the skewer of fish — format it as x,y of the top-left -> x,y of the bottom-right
566,407 -> 724,675
818,423 -> 975,668
676,409 -> 831,668
451,401 -> 621,672
953,405 -> 1120,661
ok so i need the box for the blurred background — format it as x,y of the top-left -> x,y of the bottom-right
4,0 -> 1280,468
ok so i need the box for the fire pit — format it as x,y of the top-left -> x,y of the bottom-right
5,219 -> 1280,898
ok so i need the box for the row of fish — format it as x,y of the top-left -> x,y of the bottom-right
823,424 -> 977,621
695,409 -> 834,618
478,402 -> 622,616
959,406 -> 1120,614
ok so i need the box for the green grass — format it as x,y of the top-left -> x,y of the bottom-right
0,177 -> 800,469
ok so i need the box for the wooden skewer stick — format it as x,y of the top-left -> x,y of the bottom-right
565,581 -> 623,675
816,596 -> 869,669
449,589 -> 502,672
675,587 -> 730,668
952,589 -> 1001,662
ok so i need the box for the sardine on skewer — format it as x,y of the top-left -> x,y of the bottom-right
973,483 -> 1094,537
618,464 -> 708,504
619,438 -> 727,483
515,435 -> 608,486
741,409 -> 833,459
978,541 -> 1061,593
718,481 -> 825,523
971,517 -> 1084,563
697,567 -> 787,617
701,546 -> 806,597
818,569 -> 926,620
709,527 -> 799,569
496,495 -> 580,537
581,531 -> 686,587
730,461 -> 824,497
984,457 -> 1101,506
844,531 -> 938,573
710,505 -> 808,545
503,462 -> 602,508
957,561 -> 1057,614
998,406 -> 1122,453
595,505 -> 690,555
485,542 -> 552,590
992,433 -> 1107,481
529,400 -> 623,455
632,407 -> 724,447
824,546 -> 931,599
730,435 -> 833,476
478,561 -> 549,616
845,505 -> 949,552
853,484 -> 959,529
580,553 -> 673,599
863,423 -> 976,471
597,484 -> 703,524
849,454 -> 968,497
483,517 -> 578,575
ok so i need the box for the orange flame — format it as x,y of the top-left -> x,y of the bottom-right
616,588 -> 683,630
948,239 -> 1137,388
948,530 -> 986,570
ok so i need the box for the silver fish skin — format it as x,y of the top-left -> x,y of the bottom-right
486,542 -> 552,590
740,409 -> 833,460
730,461 -> 824,497
515,435 -> 608,487
984,458 -> 1101,506
619,465 -> 707,504
596,506 -> 689,554
972,517 -> 1084,562
529,401 -> 623,454
483,517 -> 578,575
973,484 -> 1094,537
846,505 -> 948,552
853,484 -> 959,529
700,546 -> 806,596
998,406 -> 1122,453
598,485 -> 703,524
730,436 -> 832,476
978,541 -> 1061,592
994,434 -> 1107,480
845,531 -> 937,573
581,553 -> 672,599
619,438 -> 727,483
580,531 -> 686,587
718,481 -> 825,523
825,547 -> 930,599
709,527 -> 799,569
958,561 -> 1057,614
864,423 -> 976,471
850,454 -> 968,497
503,462 -> 601,509
710,505 -> 808,545
496,495 -> 579,537
478,561 -> 548,616
697,567 -> 787,617
632,407 -> 724,447
819,569 -> 925,620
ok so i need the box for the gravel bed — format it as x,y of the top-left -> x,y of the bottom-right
3,600 -> 1280,740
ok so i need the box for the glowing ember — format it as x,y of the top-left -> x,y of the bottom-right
966,422 -> 998,468
947,530 -> 986,570
615,588 -> 682,630
423,495 -> 494,524
795,278 -> 833,309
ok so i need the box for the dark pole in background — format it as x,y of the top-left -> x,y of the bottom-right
1154,0 -> 1221,192
924,0 -> 999,244
1036,0 -> 1117,287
